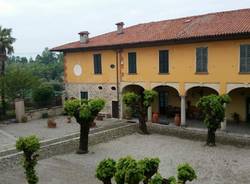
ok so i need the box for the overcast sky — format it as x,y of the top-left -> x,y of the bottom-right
0,0 -> 250,57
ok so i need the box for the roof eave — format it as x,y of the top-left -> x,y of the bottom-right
50,32 -> 250,52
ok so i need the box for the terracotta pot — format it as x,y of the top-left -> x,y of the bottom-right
152,112 -> 159,123
174,113 -> 181,126
48,118 -> 57,128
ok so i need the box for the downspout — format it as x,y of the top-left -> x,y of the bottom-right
115,50 -> 120,118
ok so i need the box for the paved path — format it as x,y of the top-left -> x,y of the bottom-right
1,133 -> 250,184
0,116 -> 122,151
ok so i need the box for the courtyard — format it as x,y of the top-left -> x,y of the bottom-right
1,133 -> 250,184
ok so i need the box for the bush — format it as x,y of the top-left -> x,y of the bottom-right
41,112 -> 49,119
177,163 -> 197,184
96,158 -> 116,184
32,83 -> 54,107
16,135 -> 40,184
149,173 -> 164,184
138,157 -> 160,183
115,156 -> 137,184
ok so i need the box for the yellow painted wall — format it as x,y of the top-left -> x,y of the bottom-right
64,50 -> 117,83
121,39 -> 250,95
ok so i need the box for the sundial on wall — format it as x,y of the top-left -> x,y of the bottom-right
73,64 -> 82,76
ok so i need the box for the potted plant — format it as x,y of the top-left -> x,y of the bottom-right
174,113 -> 181,126
96,158 -> 116,184
124,106 -> 133,120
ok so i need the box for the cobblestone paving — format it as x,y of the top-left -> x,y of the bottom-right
0,133 -> 250,184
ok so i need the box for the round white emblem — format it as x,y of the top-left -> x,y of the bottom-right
73,64 -> 82,76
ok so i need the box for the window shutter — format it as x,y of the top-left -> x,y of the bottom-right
94,54 -> 102,74
240,45 -> 250,73
128,52 -> 136,74
196,47 -> 207,72
159,50 -> 169,73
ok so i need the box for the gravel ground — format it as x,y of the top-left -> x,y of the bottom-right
0,116 -> 122,151
1,133 -> 250,184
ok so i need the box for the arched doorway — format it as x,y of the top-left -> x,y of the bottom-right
186,87 -> 218,121
227,88 -> 250,123
121,84 -> 145,119
152,85 -> 180,124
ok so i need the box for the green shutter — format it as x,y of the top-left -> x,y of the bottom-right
159,50 -> 169,73
128,52 -> 136,74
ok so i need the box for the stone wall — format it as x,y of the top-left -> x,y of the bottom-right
65,83 -> 118,115
26,106 -> 63,121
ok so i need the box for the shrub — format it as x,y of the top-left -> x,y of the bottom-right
32,83 -> 54,107
177,163 -> 197,184
138,157 -> 160,184
16,135 -> 40,184
149,173 -> 164,184
41,112 -> 49,119
96,158 -> 116,184
21,115 -> 28,123
115,156 -> 137,184
124,165 -> 144,184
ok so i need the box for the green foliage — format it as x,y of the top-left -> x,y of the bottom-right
149,173 -> 164,184
124,164 -> 144,184
143,90 -> 157,107
115,156 -> 137,184
16,135 -> 40,184
64,98 -> 105,124
96,158 -> 116,182
196,94 -> 230,129
123,92 -> 140,107
168,176 -> 177,184
32,83 -> 54,107
3,64 -> 40,99
177,163 -> 197,184
41,112 -> 49,119
139,157 -> 160,174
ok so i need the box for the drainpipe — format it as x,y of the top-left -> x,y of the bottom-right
115,50 -> 120,118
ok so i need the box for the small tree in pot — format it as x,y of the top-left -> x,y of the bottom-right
123,90 -> 157,134
139,157 -> 160,184
16,135 -> 40,184
96,158 -> 116,184
197,94 -> 230,146
64,98 -> 105,154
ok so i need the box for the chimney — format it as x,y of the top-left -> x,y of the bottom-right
115,22 -> 124,34
78,31 -> 89,43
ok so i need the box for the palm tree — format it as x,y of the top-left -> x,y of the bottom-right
0,26 -> 16,116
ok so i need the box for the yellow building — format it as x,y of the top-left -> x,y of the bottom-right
52,9 -> 250,127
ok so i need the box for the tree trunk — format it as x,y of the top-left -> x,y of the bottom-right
103,178 -> 112,184
207,128 -> 216,146
138,111 -> 149,134
77,122 -> 90,154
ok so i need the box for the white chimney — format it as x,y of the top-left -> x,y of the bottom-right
115,22 -> 124,34
79,31 -> 89,43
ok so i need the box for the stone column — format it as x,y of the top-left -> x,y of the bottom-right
15,99 -> 25,123
147,106 -> 152,122
221,104 -> 227,130
180,95 -> 186,126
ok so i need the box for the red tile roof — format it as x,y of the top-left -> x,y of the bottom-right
51,9 -> 250,52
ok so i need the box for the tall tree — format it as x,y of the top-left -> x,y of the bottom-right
0,26 -> 16,116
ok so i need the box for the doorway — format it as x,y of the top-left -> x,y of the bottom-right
112,101 -> 119,118
246,98 -> 250,122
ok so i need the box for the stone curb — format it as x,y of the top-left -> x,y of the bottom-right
0,123 -> 137,171
148,123 -> 250,147
0,121 -> 126,157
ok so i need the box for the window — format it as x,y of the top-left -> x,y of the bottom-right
196,47 -> 208,73
240,45 -> 250,73
80,91 -> 88,100
159,50 -> 169,73
93,54 -> 102,74
128,52 -> 137,74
